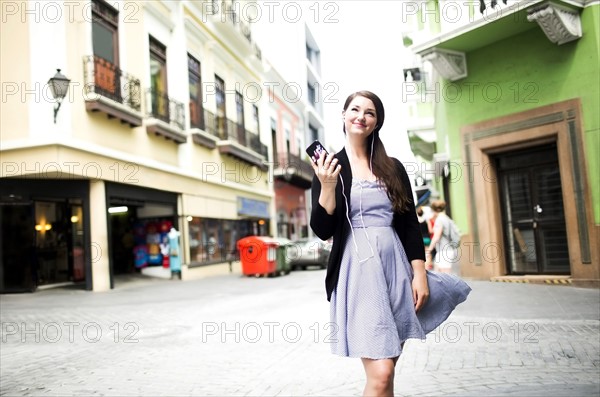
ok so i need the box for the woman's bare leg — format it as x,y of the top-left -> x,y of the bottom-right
361,357 -> 398,397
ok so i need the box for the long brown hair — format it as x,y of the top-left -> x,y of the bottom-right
343,91 -> 411,213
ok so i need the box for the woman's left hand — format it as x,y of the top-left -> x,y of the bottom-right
412,271 -> 429,312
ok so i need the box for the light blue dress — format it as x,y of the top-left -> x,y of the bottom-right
168,232 -> 181,272
330,180 -> 471,359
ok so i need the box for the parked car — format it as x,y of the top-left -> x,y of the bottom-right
287,237 -> 332,270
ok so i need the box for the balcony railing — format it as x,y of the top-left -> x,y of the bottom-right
247,132 -> 268,158
204,110 -> 266,155
146,89 -> 185,130
200,109 -> 267,160
285,152 -> 314,177
203,109 -> 217,137
273,151 -> 313,189
226,118 -> 247,146
83,55 -> 141,112
221,119 -> 267,158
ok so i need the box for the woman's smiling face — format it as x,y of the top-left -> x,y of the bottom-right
343,96 -> 378,138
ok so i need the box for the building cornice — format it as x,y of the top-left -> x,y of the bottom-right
0,140 -> 273,198
183,7 -> 262,81
411,0 -> 591,54
412,0 -> 546,54
144,1 -> 177,31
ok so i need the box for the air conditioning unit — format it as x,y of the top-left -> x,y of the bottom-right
433,152 -> 450,178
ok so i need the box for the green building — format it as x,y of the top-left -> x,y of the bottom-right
410,0 -> 599,285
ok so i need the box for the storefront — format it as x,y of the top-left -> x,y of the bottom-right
105,182 -> 178,285
0,177 -> 275,291
0,179 -> 183,292
186,196 -> 271,268
0,179 -> 91,293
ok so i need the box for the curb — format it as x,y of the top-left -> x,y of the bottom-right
543,278 -> 572,285
490,276 -> 572,285
491,278 -> 530,283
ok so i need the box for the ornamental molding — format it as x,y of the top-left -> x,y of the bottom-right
421,48 -> 467,82
527,2 -> 582,45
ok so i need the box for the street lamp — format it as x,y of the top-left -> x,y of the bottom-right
48,69 -> 71,123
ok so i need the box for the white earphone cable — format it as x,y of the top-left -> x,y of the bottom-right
337,132 -> 378,263
358,181 -> 376,263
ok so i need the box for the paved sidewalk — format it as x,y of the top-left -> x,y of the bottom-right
1,270 -> 598,396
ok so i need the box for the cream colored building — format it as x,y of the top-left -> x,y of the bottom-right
264,61 -> 312,241
254,16 -> 326,241
0,0 -> 276,292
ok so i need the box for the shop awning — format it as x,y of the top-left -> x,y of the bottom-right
415,186 -> 432,207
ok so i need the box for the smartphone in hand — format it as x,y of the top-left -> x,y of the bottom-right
306,140 -> 330,165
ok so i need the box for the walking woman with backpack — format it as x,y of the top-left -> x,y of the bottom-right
427,199 -> 460,274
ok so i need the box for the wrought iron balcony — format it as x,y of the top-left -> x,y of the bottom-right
197,109 -> 228,143
220,118 -> 267,158
195,109 -> 267,169
145,89 -> 186,143
204,110 -> 267,156
191,109 -> 219,149
82,55 -> 143,127
247,132 -> 268,159
146,89 -> 185,130
273,152 -> 314,189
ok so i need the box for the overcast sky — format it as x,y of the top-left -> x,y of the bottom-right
305,1 -> 416,163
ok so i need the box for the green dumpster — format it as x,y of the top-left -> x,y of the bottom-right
272,237 -> 293,276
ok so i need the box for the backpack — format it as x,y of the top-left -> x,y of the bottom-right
444,216 -> 461,248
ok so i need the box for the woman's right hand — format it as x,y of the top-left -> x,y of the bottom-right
311,152 -> 340,215
311,152 -> 341,189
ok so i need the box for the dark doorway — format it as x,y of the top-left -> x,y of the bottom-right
496,143 -> 570,274
34,200 -> 86,287
0,203 -> 35,292
110,209 -> 137,275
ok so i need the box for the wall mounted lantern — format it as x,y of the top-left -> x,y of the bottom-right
47,69 -> 71,123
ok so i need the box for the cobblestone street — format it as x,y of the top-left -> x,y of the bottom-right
1,269 -> 598,396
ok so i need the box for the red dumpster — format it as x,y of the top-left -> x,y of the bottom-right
237,236 -> 278,277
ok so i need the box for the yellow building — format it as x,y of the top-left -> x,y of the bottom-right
0,0 -> 275,292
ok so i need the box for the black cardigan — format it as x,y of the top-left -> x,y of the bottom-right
310,148 -> 426,301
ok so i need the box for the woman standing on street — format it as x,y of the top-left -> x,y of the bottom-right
310,90 -> 471,397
